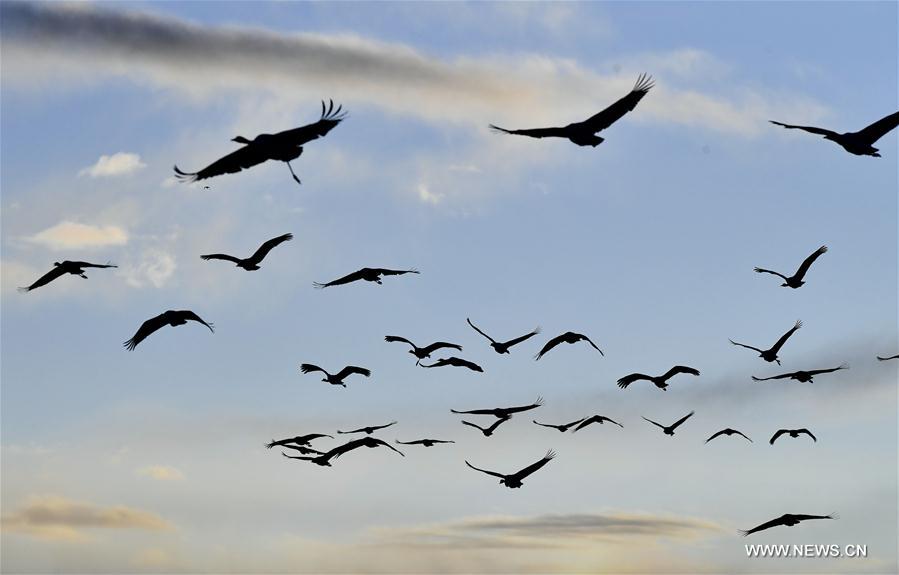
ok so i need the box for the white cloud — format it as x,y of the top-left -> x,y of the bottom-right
121,249 -> 176,288
137,465 -> 184,481
416,182 -> 444,205
26,221 -> 128,250
78,152 -> 146,178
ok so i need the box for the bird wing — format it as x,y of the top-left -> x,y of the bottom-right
271,100 -> 347,145
334,366 -> 371,380
373,268 -> 419,277
617,373 -> 651,389
465,460 -> 507,479
329,438 -> 369,459
670,411 -> 695,430
460,420 -> 487,432
797,428 -> 817,442
793,245 -> 827,280
753,267 -> 789,281
735,430 -> 753,442
806,364 -> 848,376
72,261 -> 117,269
300,363 -> 328,375
751,373 -> 792,382
485,417 -> 511,434
876,354 -> 899,361
580,74 -> 654,133
18,265 -> 68,292
739,516 -> 788,536
281,452 -> 317,461
661,365 -> 700,380
705,430 -> 727,443
123,313 -> 170,351
280,444 -> 323,455
502,327 -> 541,348
466,318 -> 496,344
418,359 -> 446,368
179,310 -> 215,332
371,421 -> 397,431
247,233 -> 293,265
579,334 -> 604,355
313,269 -> 366,288
532,420 -> 558,430
534,335 -> 565,360
200,253 -> 243,264
770,320 -> 802,353
367,437 -> 405,456
173,144 -> 269,183
451,407 -> 492,415
384,335 -> 415,348
489,124 -> 569,139
642,416 -> 665,429
729,339 -> 763,353
791,513 -> 837,522
420,342 -> 464,355
573,416 -> 599,431
451,357 -> 484,372
505,396 -> 544,414
769,429 -> 788,444
511,450 -> 556,481
769,120 -> 839,138
853,110 -> 899,144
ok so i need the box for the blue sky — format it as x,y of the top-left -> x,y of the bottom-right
1,2 -> 897,573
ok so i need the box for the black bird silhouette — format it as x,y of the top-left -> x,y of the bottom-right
300,364 -> 371,387
770,428 -> 816,445
395,439 -> 455,447
451,397 -> 544,419
535,332 -> 603,360
279,444 -> 324,455
337,421 -> 397,435
465,450 -> 556,488
573,415 -> 624,432
460,417 -> 512,437
770,110 -> 899,157
876,354 -> 899,361
313,268 -> 419,288
642,411 -> 694,436
490,74 -> 653,147
384,336 -> 462,365
466,318 -> 540,354
754,245 -> 827,289
200,233 -> 292,271
419,356 -> 484,372
174,100 -> 346,185
266,433 -> 333,449
282,436 -> 403,466
752,364 -> 848,383
19,261 -> 117,292
730,320 -> 802,365
739,513 -> 837,536
123,310 -> 214,350
617,366 -> 700,390
532,418 -> 585,433
705,428 -> 752,443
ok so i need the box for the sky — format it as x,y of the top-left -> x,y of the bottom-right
1,1 -> 897,573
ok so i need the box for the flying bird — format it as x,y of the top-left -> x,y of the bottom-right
313,268 -> 419,288
489,74 -> 653,147
279,444 -> 324,455
282,436 -> 403,466
465,450 -> 556,488
532,418 -> 585,433
730,320 -> 802,365
395,439 -> 455,447
573,415 -> 624,432
337,421 -> 397,435
751,364 -> 848,383
300,364 -> 371,387
200,233 -> 292,271
705,428 -> 752,443
385,336 -> 462,365
876,354 -> 899,361
617,365 -> 700,390
770,110 -> 899,156
451,397 -> 544,419
535,332 -> 603,360
466,318 -> 540,354
642,411 -> 694,436
754,245 -> 827,289
460,417 -> 512,437
174,100 -> 346,185
266,433 -> 333,449
18,261 -> 117,292
419,356 -> 484,372
123,310 -> 214,351
739,513 -> 837,536
770,428 -> 816,445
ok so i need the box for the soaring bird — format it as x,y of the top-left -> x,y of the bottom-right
466,318 -> 540,354
451,397 -> 544,420
876,354 -> 899,361
313,268 -> 419,288
200,233 -> 292,271
533,418 -> 585,433
489,74 -> 653,147
300,364 -> 371,387
385,336 -> 462,364
739,513 -> 837,536
754,245 -> 827,289
282,436 -> 403,466
461,417 -> 512,437
266,433 -> 333,449
642,411 -> 694,436
770,110 -> 899,157
769,428 -> 816,445
752,364 -> 848,383
465,450 -> 556,488
337,421 -> 397,435
279,444 -> 324,456
617,365 -> 700,390
705,428 -> 752,443
419,356 -> 484,372
395,439 -> 455,447
535,332 -> 603,360
174,100 -> 346,186
730,320 -> 802,365
19,261 -> 117,292
123,310 -> 214,351
573,415 -> 624,432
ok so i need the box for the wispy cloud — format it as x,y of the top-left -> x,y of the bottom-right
137,465 -> 184,481
120,248 -> 177,288
78,152 -> 146,178
26,221 -> 128,250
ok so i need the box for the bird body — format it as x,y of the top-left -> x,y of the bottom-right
123,310 -> 214,350
395,439 -> 455,447
337,421 -> 397,435
752,364 -> 847,383
201,233 -> 292,270
465,450 -> 556,488
300,364 -> 371,387
314,268 -> 418,288
770,110 -> 898,156
385,336 -> 462,363
705,428 -> 752,443
451,397 -> 543,419
643,411 -> 694,436
769,428 -> 816,445
461,417 -> 511,437
754,246 -> 827,289
617,365 -> 700,390
19,261 -> 117,292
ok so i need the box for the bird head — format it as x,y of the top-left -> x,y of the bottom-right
231,136 -> 252,144
53,262 -> 61,267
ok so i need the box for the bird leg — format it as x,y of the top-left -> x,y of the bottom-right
286,161 -> 302,185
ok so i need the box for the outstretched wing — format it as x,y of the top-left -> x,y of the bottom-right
179,310 -> 215,332
271,100 -> 347,146
577,333 -> 604,355
174,145 -> 268,183
420,341 -> 464,355
373,268 -> 419,277
313,269 -> 366,288
617,373 -> 651,389
485,417 -> 511,434
450,357 -> 484,372
334,366 -> 371,380
751,372 -> 793,382
792,513 -> 837,522
580,74 -> 654,133
371,421 -> 397,431
769,120 -> 839,139
806,363 -> 848,376
123,313 -> 169,351
279,444 -> 323,455
248,233 -> 293,265
200,253 -> 243,264
729,339 -> 763,354
502,327 -> 541,348
769,429 -> 788,445
753,267 -> 789,281
365,437 -> 405,456
661,365 -> 700,380
739,516 -> 788,536
512,450 -> 556,481
705,429 -> 728,443
734,430 -> 753,442
460,420 -> 487,432
770,320 -> 802,353
505,396 -> 544,414
300,363 -> 328,375
641,416 -> 665,430
72,261 -> 117,269
18,265 -> 68,292
853,110 -> 899,144
670,411 -> 695,430
532,420 -> 559,430
385,335 -> 416,348
466,317 -> 496,344
534,334 -> 565,360
465,460 -> 506,479
489,124 -> 568,139
797,428 -> 817,442
876,354 -> 899,361
793,245 -> 827,281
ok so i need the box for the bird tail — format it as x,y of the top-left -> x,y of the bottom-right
173,165 -> 199,183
